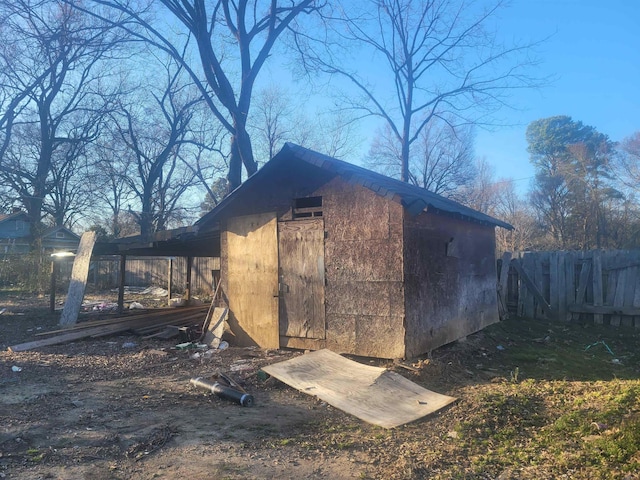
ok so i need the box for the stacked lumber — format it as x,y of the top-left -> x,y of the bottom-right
8,306 -> 207,352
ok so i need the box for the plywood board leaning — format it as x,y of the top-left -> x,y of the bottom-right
60,231 -> 97,326
262,349 -> 456,429
202,307 -> 228,346
226,213 -> 279,348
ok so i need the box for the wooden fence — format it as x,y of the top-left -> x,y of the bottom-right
60,256 -> 220,295
500,250 -> 640,328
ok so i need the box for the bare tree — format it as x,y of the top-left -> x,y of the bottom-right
250,84 -> 360,162
0,0 -> 125,242
367,118 -> 475,198
300,0 -> 540,182
251,85 -> 294,162
85,131 -> 137,238
75,0 -> 327,191
616,131 -> 640,194
109,58 -> 208,239
493,180 -> 536,254
458,157 -> 501,215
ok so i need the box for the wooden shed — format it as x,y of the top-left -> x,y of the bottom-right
196,143 -> 511,359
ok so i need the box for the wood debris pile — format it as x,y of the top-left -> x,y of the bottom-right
8,306 -> 208,352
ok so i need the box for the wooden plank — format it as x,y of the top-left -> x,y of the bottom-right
226,212 -> 279,349
568,304 -> 640,316
609,256 -> 624,326
534,252 -> 545,318
557,252 -> 567,321
516,254 -> 525,317
184,256 -> 193,304
549,251 -> 559,320
60,232 -> 97,326
631,252 -> 640,328
575,258 -> 591,305
522,253 -> 535,318
593,251 -> 603,324
7,308 -> 207,352
498,252 -> 512,300
9,323 -> 133,352
167,258 -> 173,306
117,254 -> 126,313
37,306 -> 207,335
497,252 -> 512,320
621,266 -> 637,327
511,259 -> 552,317
605,260 -> 640,271
133,312 -> 207,335
202,307 -> 228,345
564,251 -> 575,322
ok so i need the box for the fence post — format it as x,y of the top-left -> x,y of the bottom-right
593,251 -> 603,324
117,255 -> 126,313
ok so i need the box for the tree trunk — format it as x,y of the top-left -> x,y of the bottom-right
228,116 -> 258,191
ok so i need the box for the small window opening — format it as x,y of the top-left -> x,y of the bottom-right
293,196 -> 323,219
56,231 -> 65,238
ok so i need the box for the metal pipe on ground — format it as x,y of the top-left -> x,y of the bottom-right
189,377 -> 254,407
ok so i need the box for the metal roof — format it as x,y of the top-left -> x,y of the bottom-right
198,142 -> 513,230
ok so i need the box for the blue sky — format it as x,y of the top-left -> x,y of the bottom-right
474,0 -> 640,191
261,0 -> 638,194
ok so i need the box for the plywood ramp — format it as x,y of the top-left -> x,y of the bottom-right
262,349 -> 456,428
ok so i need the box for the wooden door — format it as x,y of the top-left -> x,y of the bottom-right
225,212 -> 279,348
278,219 -> 326,339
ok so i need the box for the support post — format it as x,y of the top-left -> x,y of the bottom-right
167,257 -> 173,306
118,254 -> 126,313
185,256 -> 193,306
49,260 -> 58,313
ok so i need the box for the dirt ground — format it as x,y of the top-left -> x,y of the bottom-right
0,291 -> 451,480
2,290 -> 639,480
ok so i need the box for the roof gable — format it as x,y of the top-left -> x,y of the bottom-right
0,211 -> 29,224
197,143 -> 512,230
42,226 -> 81,240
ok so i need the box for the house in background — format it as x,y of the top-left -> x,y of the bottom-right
196,143 -> 512,359
0,209 -> 80,254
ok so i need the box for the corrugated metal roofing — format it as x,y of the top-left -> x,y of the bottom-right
197,142 -> 513,230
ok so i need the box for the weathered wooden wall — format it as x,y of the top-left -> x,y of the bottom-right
319,179 -> 406,359
506,250 -> 640,327
60,256 -> 220,295
403,214 -> 499,357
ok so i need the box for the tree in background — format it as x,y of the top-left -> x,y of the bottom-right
527,115 -> 622,249
300,0 -> 540,183
86,125 -> 138,238
458,158 -> 501,215
79,0 -> 327,192
367,119 -> 476,200
250,85 -> 361,163
616,131 -> 640,194
251,85 -> 294,163
199,177 -> 230,215
493,180 -> 537,254
109,58 -> 210,239
0,0 -> 124,243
